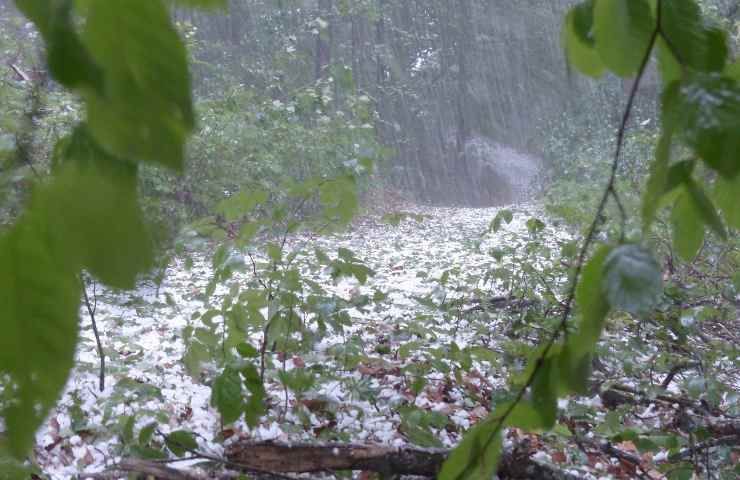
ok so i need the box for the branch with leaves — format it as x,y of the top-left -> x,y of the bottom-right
440,0 -> 740,477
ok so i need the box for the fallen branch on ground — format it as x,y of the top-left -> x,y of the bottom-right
84,440 -> 583,479
224,440 -> 581,479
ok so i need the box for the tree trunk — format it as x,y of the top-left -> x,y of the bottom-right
315,0 -> 333,81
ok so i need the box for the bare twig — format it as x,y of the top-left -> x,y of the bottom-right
660,361 -> 700,389
81,273 -> 105,391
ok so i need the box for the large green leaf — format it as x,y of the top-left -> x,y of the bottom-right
49,127 -> 154,288
574,245 -> 612,348
439,419 -> 503,480
660,0 -> 727,73
715,174 -> 740,229
671,190 -> 705,261
664,160 -> 696,194
165,430 -> 198,457
642,83 -> 680,230
82,0 -> 194,170
14,0 -> 102,90
602,245 -> 663,314
211,368 -> 243,424
557,344 -> 593,395
242,364 -> 266,428
562,1 -> 605,78
685,180 -> 727,240
530,357 -> 558,429
0,453 -> 32,480
559,246 -> 614,393
0,219 -> 80,458
675,74 -> 740,178
489,209 -> 514,233
504,398 -> 559,430
593,0 -> 654,77
657,39 -> 682,86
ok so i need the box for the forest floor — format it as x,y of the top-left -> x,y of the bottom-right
32,203 -> 740,480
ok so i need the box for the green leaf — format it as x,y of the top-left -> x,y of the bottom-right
660,0 -> 727,74
129,444 -> 168,460
217,189 -> 267,222
489,209 -> 514,233
674,73 -> 740,178
236,343 -> 259,358
242,364 -> 266,428
195,327 -> 220,348
405,426 -> 444,449
138,422 -> 157,446
671,190 -> 705,261
728,61 -> 740,81
315,248 -> 331,264
526,218 -> 545,235
657,39 -> 682,86
504,401 -> 547,430
121,415 -> 136,444
643,84 -> 680,230
560,246 -> 613,393
211,368 -> 243,424
439,419 -> 502,480
183,341 -> 210,377
320,175 -> 358,225
664,160 -> 696,194
715,174 -> 740,229
531,357 -> 558,429
165,430 -> 198,457
563,1 -> 605,78
557,345 -> 593,395
602,245 -> 663,314
575,246 -> 612,349
0,453 -> 31,480
0,222 -> 80,458
571,0 -> 596,46
399,412 -> 444,448
337,247 -> 355,262
685,180 -> 727,240
82,0 -> 194,170
594,0 -> 654,77
14,0 -> 102,90
51,127 -> 154,288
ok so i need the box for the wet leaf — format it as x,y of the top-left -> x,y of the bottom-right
211,368 -> 243,424
594,0 -> 654,77
671,190 -> 705,261
603,245 -> 662,314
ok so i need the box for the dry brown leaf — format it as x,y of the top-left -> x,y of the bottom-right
551,451 -> 567,464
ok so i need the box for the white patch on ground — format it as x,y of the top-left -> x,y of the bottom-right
29,203 -> 571,479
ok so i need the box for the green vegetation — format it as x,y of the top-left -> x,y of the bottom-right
0,0 -> 738,479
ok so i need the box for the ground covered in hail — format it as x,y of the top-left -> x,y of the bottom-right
30,204 -> 740,479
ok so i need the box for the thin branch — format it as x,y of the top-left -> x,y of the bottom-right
660,361 -> 700,389
81,273 -> 106,391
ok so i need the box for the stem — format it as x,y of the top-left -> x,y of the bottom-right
81,273 -> 106,392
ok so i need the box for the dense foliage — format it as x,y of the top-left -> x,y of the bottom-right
0,0 -> 738,479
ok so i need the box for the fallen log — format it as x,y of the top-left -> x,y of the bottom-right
226,441 -> 446,477
79,458 -> 293,480
224,440 -> 581,479
84,440 -> 582,479
599,383 -> 720,414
